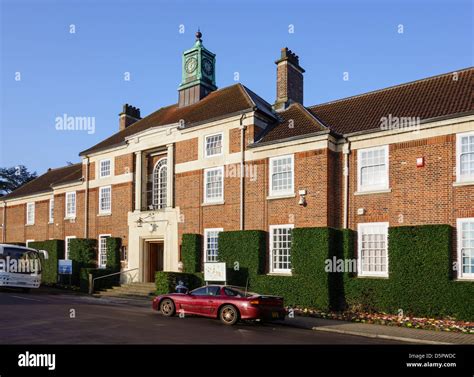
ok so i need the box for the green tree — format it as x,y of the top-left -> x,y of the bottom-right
0,165 -> 37,196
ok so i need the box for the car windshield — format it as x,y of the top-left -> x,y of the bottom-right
225,287 -> 257,297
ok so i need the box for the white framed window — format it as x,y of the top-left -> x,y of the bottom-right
204,166 -> 224,203
457,218 -> 474,279
357,222 -> 389,277
49,198 -> 54,223
205,133 -> 223,157
269,224 -> 294,274
204,228 -> 223,262
269,155 -> 294,196
26,202 -> 35,225
98,234 -> 111,268
26,240 -> 34,247
357,146 -> 389,192
65,236 -> 76,260
65,191 -> 76,218
99,186 -> 112,214
99,159 -> 112,178
152,158 -> 167,209
456,132 -> 474,183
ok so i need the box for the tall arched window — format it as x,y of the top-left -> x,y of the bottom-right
152,158 -> 167,209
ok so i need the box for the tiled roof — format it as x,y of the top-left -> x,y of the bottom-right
307,67 -> 473,135
256,103 -> 326,143
2,164 -> 82,200
80,84 -> 275,156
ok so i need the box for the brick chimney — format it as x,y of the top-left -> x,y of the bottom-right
274,47 -> 305,111
119,104 -> 141,131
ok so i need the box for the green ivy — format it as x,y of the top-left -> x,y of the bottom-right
181,234 -> 202,273
28,239 -> 65,284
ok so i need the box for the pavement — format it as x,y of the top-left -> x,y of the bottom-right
273,315 -> 474,345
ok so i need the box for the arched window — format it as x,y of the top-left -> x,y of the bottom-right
152,158 -> 167,209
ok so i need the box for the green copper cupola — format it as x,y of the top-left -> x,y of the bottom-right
178,30 -> 217,107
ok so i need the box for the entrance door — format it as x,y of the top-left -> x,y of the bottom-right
147,242 -> 164,282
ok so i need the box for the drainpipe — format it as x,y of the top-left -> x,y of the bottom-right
84,156 -> 90,238
342,140 -> 351,229
239,113 -> 247,231
2,201 -> 6,243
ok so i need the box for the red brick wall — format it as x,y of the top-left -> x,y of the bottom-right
175,138 -> 198,164
115,153 -> 134,175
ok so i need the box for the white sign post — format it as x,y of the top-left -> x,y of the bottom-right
204,262 -> 226,283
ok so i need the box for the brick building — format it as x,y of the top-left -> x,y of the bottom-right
1,32 -> 473,283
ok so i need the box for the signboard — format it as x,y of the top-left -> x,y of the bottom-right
58,259 -> 72,275
204,262 -> 226,282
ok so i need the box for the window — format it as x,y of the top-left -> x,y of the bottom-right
26,202 -> 35,225
457,218 -> 474,279
190,286 -> 221,296
99,186 -> 112,214
98,234 -> 111,268
204,167 -> 224,203
204,228 -> 223,262
357,146 -> 389,192
152,158 -> 167,209
49,198 -> 54,223
456,132 -> 474,183
357,222 -> 389,277
205,133 -> 223,157
65,236 -> 76,260
120,246 -> 128,262
269,155 -> 294,196
65,192 -> 76,218
269,225 -> 293,273
99,159 -> 111,178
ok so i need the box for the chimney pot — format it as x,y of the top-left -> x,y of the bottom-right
119,103 -> 141,131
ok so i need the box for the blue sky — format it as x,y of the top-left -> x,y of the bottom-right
1,0 -> 472,174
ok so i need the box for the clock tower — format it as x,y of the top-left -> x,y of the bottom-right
178,30 -> 217,107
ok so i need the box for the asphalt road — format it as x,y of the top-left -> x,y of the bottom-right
0,288 -> 403,344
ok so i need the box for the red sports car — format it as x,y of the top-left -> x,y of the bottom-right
152,285 -> 286,325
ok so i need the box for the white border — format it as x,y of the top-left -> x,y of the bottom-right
268,154 -> 295,197
269,224 -> 294,274
203,166 -> 224,203
357,222 -> 389,278
357,145 -> 389,193
456,218 -> 474,280
456,132 -> 474,184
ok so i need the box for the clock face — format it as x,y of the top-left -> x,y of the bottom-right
185,57 -> 198,74
202,58 -> 213,76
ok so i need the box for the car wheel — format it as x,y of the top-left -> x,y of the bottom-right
219,305 -> 239,325
160,299 -> 175,317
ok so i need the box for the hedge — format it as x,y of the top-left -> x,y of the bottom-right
106,237 -> 121,272
181,234 -> 202,273
195,225 -> 474,321
80,268 -> 115,293
218,230 -> 266,286
155,271 -> 204,295
28,240 -> 65,284
69,238 -> 97,285
343,225 -> 474,320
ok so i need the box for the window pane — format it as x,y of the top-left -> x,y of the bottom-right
205,169 -> 223,201
359,148 -> 387,188
360,225 -> 388,275
205,230 -> 221,262
100,160 -> 111,177
271,157 -> 293,193
206,134 -> 222,156
460,220 -> 474,275
271,227 -> 292,271
152,159 -> 167,209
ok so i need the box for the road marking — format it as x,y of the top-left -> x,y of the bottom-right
9,295 -> 41,302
